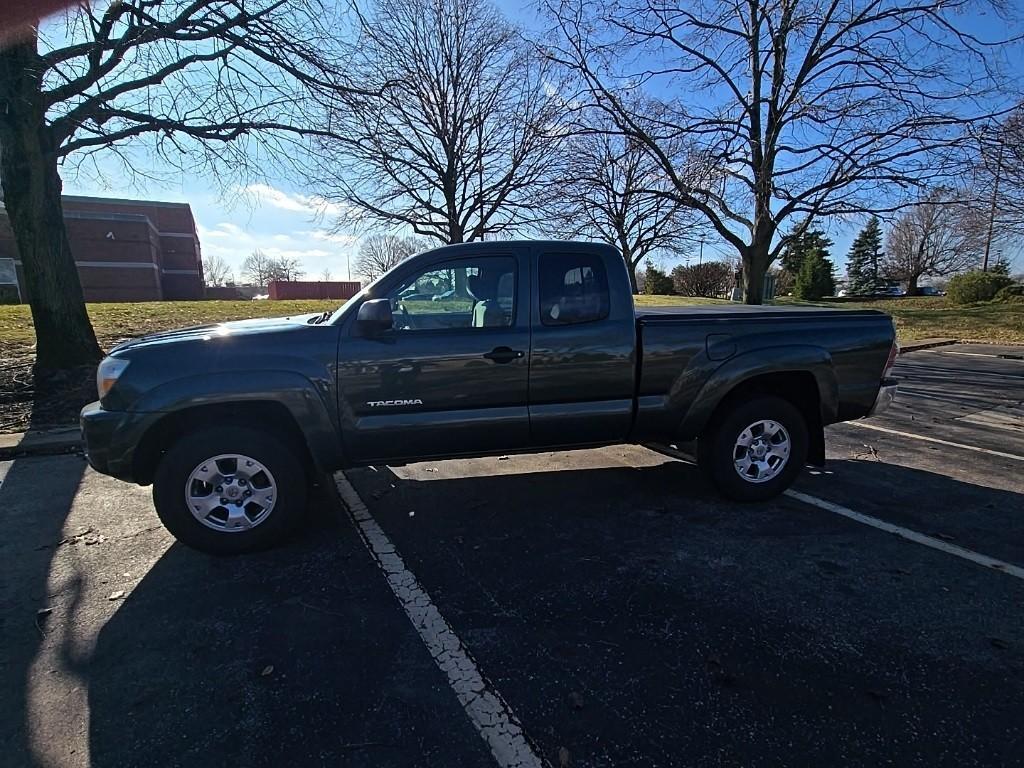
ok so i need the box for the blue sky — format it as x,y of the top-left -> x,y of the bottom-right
57,0 -> 1022,282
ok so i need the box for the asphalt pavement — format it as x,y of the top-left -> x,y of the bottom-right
1,343 -> 1022,767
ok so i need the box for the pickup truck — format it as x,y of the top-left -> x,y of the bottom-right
81,241 -> 898,554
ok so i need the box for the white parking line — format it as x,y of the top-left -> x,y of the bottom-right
845,421 -> 1024,462
937,350 -> 1024,361
333,472 -> 544,768
785,490 -> 1024,580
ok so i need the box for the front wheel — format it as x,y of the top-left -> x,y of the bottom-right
153,426 -> 308,554
697,395 -> 808,502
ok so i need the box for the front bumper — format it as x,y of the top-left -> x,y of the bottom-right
80,401 -> 139,482
867,378 -> 898,417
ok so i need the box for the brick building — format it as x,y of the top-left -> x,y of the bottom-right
0,195 -> 204,302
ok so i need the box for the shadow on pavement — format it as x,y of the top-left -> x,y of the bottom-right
0,454 -> 87,767
82,478 -> 488,768
343,456 -> 1024,768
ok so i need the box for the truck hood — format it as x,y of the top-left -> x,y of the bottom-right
110,313 -> 324,353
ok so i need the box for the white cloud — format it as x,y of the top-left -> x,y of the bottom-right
300,229 -> 360,246
236,183 -> 348,218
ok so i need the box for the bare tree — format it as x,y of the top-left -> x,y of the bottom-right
271,257 -> 305,282
542,0 -> 1019,303
355,235 -> 424,281
320,267 -> 333,281
203,253 -> 233,287
973,105 -> 1024,268
310,0 -> 563,244
543,113 -> 708,292
0,0 -> 356,373
883,190 -> 984,294
242,249 -> 275,288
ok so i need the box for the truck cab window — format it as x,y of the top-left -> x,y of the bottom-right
386,257 -> 515,331
539,253 -> 610,326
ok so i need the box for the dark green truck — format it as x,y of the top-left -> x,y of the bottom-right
81,241 -> 898,553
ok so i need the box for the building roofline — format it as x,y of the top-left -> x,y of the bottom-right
61,194 -> 194,212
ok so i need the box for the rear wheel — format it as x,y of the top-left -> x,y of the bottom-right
697,395 -> 808,502
152,426 -> 307,554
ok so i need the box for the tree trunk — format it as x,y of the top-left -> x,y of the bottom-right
623,249 -> 639,294
742,242 -> 771,304
0,38 -> 101,374
906,275 -> 920,296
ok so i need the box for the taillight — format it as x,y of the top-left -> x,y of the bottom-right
883,338 -> 899,378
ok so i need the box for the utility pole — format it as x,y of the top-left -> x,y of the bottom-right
698,238 -> 705,266
346,252 -> 351,281
982,137 -> 1004,272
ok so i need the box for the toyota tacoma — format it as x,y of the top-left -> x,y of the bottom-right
81,241 -> 898,553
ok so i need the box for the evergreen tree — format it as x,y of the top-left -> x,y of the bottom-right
642,263 -> 674,294
780,223 -> 834,283
846,217 -> 884,294
794,249 -> 837,299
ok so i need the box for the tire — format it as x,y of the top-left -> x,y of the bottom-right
152,426 -> 308,555
697,395 -> 808,502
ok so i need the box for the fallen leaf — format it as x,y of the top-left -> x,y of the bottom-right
568,691 -> 584,710
990,637 -> 1010,650
36,607 -> 53,617
425,467 -> 438,472
107,590 -> 125,601
261,665 -> 274,676
408,511 -> 416,517
497,455 -> 510,461
558,746 -> 570,767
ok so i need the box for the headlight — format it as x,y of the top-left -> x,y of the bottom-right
96,356 -> 130,399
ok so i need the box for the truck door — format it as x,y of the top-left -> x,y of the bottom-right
337,252 -> 530,463
528,247 -> 637,445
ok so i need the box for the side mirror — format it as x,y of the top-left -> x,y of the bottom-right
355,298 -> 394,336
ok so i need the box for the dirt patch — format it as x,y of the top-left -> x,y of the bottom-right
0,341 -> 95,433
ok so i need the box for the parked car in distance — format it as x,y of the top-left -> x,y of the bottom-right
81,240 -> 899,554
918,286 -> 945,296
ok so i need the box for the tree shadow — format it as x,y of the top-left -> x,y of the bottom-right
81,477 -> 489,768
0,453 -> 87,767
11,453 -> 1022,766
337,457 -> 1024,767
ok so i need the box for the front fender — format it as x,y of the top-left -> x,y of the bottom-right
676,345 -> 838,439
131,370 -> 342,471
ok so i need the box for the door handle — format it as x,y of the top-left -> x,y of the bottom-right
483,346 -> 524,364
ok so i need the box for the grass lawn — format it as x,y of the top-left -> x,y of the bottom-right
0,299 -> 342,348
635,293 -> 1024,345
1,294 -> 1021,350
775,295 -> 1024,345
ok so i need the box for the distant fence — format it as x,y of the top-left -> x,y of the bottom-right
204,285 -> 247,300
268,280 -> 361,300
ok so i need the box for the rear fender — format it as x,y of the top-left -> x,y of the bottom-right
677,346 -> 838,442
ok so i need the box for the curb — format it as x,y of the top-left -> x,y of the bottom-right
0,426 -> 82,461
898,338 -> 958,354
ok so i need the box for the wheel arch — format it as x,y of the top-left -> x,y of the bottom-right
132,401 -> 317,486
680,351 -> 834,466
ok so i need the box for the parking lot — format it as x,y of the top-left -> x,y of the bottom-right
2,343 -> 1022,767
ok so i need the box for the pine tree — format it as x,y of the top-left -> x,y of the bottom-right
780,223 -> 834,283
642,263 -> 674,294
794,248 -> 837,300
846,217 -> 884,294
